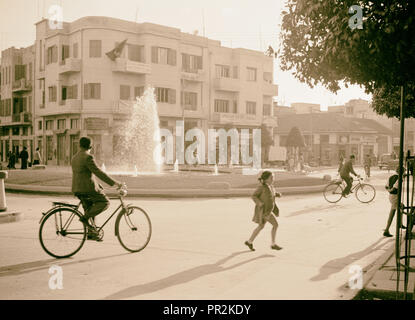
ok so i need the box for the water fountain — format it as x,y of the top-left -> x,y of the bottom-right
110,87 -> 162,175
173,159 -> 179,173
213,164 -> 219,175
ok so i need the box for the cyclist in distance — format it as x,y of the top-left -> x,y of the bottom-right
339,154 -> 360,198
72,137 -> 123,238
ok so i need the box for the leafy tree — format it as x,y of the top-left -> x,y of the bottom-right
372,83 -> 415,118
285,126 -> 306,170
280,0 -> 415,94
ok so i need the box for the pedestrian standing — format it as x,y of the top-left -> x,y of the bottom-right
383,166 -> 404,237
244,171 -> 282,251
33,147 -> 42,165
19,147 -> 29,169
364,154 -> 372,178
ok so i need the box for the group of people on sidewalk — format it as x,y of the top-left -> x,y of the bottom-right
6,147 -> 42,170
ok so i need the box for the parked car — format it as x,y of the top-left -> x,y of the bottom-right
379,153 -> 399,170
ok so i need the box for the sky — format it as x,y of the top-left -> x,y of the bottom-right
0,0 -> 372,109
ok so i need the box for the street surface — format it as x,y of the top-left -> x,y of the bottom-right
0,168 -> 396,299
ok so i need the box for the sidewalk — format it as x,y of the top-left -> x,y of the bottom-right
357,236 -> 415,300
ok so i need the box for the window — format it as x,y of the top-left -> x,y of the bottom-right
181,92 -> 197,110
22,127 -> 28,136
28,96 -> 32,112
70,119 -> 79,129
47,46 -> 58,64
89,40 -> 102,58
67,85 -> 78,99
128,44 -> 144,62
73,43 -> 78,58
84,83 -> 101,100
151,47 -> 176,66
247,67 -> 257,81
12,128 -> 20,136
14,65 -> 26,81
215,65 -> 230,78
61,86 -> 67,101
246,101 -> 256,115
134,86 -> 144,99
38,120 -> 42,130
182,54 -> 202,73
48,86 -> 57,102
120,85 -> 130,100
263,104 -> 271,116
61,45 -> 70,62
46,120 -> 54,130
156,88 -> 176,104
57,119 -> 66,130
214,99 -> 229,113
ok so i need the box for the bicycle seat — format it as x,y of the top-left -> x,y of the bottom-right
52,202 -> 79,209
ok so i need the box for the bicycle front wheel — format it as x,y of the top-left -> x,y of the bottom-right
323,183 -> 343,203
115,206 -> 152,253
39,207 -> 86,259
356,184 -> 376,203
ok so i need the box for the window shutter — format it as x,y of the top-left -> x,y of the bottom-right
84,83 -> 89,99
151,47 -> 158,63
73,43 -> 78,58
197,56 -> 203,70
53,46 -> 58,63
168,89 -> 176,104
96,84 -> 101,99
233,66 -> 238,79
180,91 -> 183,105
73,85 -> 78,99
140,46 -> 145,62
168,49 -> 177,66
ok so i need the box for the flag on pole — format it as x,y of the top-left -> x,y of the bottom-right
106,39 -> 127,61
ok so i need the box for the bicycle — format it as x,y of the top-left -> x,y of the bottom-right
38,185 -> 152,259
323,176 -> 376,204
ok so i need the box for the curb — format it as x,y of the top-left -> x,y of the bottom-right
0,211 -> 24,224
5,183 -> 328,198
353,239 -> 397,300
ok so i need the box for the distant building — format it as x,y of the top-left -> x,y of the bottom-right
290,102 -> 321,114
328,98 -> 415,155
276,113 -> 392,166
0,46 -> 35,163
273,104 -> 295,115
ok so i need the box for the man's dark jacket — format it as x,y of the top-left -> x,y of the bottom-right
71,150 -> 116,193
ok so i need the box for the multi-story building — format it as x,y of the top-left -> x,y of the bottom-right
34,16 -> 278,166
0,46 -> 35,163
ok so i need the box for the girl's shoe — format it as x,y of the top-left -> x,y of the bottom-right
271,244 -> 283,250
244,241 -> 255,251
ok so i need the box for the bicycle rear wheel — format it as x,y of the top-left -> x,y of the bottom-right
355,184 -> 376,203
115,206 -> 152,253
323,183 -> 343,203
39,207 -> 86,259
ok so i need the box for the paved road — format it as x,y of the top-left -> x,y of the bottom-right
0,170 -> 396,299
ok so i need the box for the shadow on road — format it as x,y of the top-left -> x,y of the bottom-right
103,250 -> 274,300
310,238 -> 393,282
0,252 -> 130,278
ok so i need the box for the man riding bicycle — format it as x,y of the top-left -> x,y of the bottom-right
72,137 -> 123,240
339,154 -> 360,197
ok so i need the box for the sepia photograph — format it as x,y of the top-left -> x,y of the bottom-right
0,0 -> 414,308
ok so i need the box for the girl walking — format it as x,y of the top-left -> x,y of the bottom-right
245,171 -> 283,251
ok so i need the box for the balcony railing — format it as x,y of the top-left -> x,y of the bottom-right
11,112 -> 32,124
112,100 -> 134,114
213,77 -> 240,92
59,58 -> 81,74
181,69 -> 205,82
262,82 -> 278,96
112,58 -> 151,75
12,79 -> 32,92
